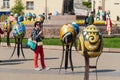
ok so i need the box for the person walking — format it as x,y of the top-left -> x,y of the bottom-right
96,10 -> 100,20
31,21 -> 50,71
9,13 -> 15,22
84,13 -> 89,27
89,11 -> 95,25
106,17 -> 112,35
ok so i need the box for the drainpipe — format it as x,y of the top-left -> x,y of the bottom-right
45,0 -> 47,20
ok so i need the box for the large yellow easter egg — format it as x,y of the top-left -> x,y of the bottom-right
78,25 -> 103,58
60,24 -> 76,45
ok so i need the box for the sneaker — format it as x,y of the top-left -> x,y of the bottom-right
34,67 -> 41,71
43,67 -> 50,71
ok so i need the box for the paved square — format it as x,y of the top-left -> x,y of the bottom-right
0,46 -> 120,80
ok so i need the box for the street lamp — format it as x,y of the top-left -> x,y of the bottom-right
45,0 -> 47,20
93,0 -> 95,11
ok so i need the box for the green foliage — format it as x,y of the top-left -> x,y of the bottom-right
103,38 -> 120,48
82,2 -> 91,8
11,0 -> 24,15
43,38 -> 62,45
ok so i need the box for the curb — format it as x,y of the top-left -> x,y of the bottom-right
44,45 -> 120,53
0,42 -> 120,53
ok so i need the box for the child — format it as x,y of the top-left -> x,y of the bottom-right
106,17 -> 112,35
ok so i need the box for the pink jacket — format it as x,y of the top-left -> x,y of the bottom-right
106,19 -> 112,28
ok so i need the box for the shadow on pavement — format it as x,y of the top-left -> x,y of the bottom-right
91,69 -> 116,73
51,66 -> 84,70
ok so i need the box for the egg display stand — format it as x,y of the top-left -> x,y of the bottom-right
59,42 -> 74,73
4,21 -> 12,47
6,32 -> 11,46
83,50 -> 100,80
9,37 -> 25,59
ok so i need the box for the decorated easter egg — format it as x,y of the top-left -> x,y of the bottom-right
72,22 -> 80,35
13,22 -> 26,38
3,21 -> 12,33
78,25 -> 103,58
60,24 -> 76,45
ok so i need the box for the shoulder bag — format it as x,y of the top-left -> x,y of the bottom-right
27,38 -> 37,51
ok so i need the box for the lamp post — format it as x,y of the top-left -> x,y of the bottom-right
102,0 -> 105,11
45,0 -> 47,20
93,0 -> 95,11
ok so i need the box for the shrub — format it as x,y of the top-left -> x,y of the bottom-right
82,2 -> 91,8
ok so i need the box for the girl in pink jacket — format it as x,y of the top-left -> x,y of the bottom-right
106,17 -> 112,35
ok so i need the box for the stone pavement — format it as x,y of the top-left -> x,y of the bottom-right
0,45 -> 120,80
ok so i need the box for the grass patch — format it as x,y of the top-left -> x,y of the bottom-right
103,37 -> 120,48
1,37 -> 120,48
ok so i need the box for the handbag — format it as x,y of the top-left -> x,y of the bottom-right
27,38 -> 36,51
37,42 -> 43,46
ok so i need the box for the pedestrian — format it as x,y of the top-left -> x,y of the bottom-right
106,17 -> 112,35
84,12 -> 89,27
9,13 -> 15,22
48,13 -> 52,20
32,13 -> 36,21
31,21 -> 50,71
96,10 -> 100,20
89,11 -> 95,25
103,11 -> 106,21
18,13 -> 24,22
102,11 -> 106,21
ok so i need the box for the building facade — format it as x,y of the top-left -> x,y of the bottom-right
0,0 -> 89,17
0,0 -> 64,17
2,0 -> 119,21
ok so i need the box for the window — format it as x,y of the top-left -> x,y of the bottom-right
3,0 -> 10,8
26,1 -> 34,10
114,3 -> 120,5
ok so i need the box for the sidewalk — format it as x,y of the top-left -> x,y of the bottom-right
0,45 -> 120,80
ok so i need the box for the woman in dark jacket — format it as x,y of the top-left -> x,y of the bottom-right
31,21 -> 49,71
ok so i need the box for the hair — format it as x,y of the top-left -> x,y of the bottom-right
34,21 -> 43,27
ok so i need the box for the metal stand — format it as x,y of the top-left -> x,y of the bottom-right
7,32 -> 11,47
9,37 -> 25,59
0,35 -> 1,45
84,51 -> 89,80
59,42 -> 74,73
84,51 -> 100,80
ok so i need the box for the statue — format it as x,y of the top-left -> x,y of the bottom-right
2,20 -> 12,46
36,14 -> 45,23
59,22 -> 79,72
78,25 -> 103,80
78,25 -> 103,58
27,12 -> 32,21
10,21 -> 26,59
13,22 -> 26,38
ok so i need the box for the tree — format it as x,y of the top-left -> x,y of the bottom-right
11,0 -> 24,15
